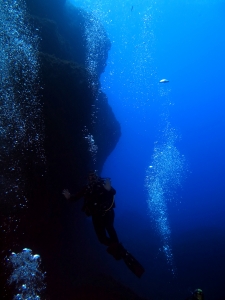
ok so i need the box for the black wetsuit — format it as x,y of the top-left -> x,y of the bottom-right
71,178 -> 119,246
70,178 -> 146,277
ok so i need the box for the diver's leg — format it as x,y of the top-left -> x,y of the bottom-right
104,210 -> 125,260
104,209 -> 119,244
92,215 -> 111,246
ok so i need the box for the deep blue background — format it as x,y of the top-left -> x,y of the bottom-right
70,0 -> 225,299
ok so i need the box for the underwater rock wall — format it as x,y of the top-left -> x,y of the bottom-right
27,1 -> 120,180
1,1 -> 120,299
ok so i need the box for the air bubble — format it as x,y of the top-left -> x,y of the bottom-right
7,249 -> 46,299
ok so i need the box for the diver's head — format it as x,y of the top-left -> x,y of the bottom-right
88,170 -> 98,183
193,289 -> 204,300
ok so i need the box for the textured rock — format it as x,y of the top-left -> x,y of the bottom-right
1,1 -> 121,299
27,4 -> 119,177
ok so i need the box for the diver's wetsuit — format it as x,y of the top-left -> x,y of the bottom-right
70,177 -> 145,277
71,177 -> 119,246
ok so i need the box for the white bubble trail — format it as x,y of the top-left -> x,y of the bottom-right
145,118 -> 186,273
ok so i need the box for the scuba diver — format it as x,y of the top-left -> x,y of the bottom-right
62,170 -> 145,278
185,289 -> 204,300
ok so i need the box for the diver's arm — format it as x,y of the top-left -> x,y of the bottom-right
62,189 -> 71,199
103,178 -> 112,191
103,178 -> 116,195
62,186 -> 86,201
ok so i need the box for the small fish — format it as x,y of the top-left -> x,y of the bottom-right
159,79 -> 169,83
131,6 -> 133,11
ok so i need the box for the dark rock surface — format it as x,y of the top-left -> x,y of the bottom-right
1,1 -> 122,300
29,5 -> 120,189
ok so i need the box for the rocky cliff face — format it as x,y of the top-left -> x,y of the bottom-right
26,0 -> 120,186
28,0 -> 121,295
1,1 -> 121,299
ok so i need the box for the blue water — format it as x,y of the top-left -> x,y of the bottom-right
2,0 -> 225,299
69,0 -> 225,298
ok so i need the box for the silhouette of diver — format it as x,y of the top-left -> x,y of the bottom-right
63,170 -> 145,278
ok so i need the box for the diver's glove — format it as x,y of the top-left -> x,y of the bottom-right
103,178 -> 111,191
62,189 -> 71,199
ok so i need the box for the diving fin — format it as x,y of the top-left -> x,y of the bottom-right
122,250 -> 145,278
107,242 -> 145,278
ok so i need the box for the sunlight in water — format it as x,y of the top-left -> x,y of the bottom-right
68,0 -> 156,108
67,0 -> 157,165
68,0 -> 186,273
